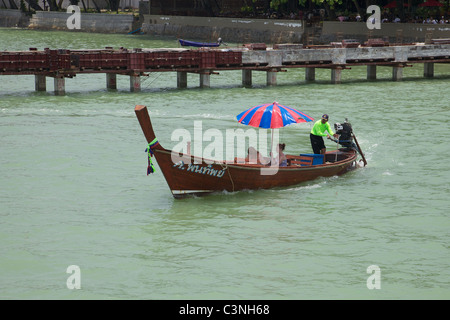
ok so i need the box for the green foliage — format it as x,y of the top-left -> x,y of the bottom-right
305,0 -> 343,9
270,0 -> 343,11
241,6 -> 252,13
19,0 -> 27,12
270,0 -> 287,10
19,0 -> 35,16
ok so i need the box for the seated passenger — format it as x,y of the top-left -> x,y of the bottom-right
245,147 -> 270,165
277,143 -> 288,167
245,147 -> 259,164
270,143 -> 288,167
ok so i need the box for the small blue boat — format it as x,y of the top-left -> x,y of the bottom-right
179,38 -> 223,48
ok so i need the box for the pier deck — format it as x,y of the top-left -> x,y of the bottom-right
1,41 -> 449,94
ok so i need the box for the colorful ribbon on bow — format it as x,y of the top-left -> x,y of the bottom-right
145,138 -> 159,175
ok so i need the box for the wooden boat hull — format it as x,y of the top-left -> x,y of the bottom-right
156,149 -> 356,198
135,105 -> 358,198
179,39 -> 220,47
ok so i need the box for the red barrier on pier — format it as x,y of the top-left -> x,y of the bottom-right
0,48 -> 242,74
128,52 -> 145,70
215,51 -> 242,67
199,51 -> 216,69
0,51 -> 49,72
1,45 -> 448,80
143,51 -> 202,69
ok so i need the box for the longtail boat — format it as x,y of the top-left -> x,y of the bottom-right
135,105 -> 362,198
179,39 -> 222,47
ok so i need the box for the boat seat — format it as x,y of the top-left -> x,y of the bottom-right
289,156 -> 313,166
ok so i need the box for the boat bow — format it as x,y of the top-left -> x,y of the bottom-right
135,105 -> 163,149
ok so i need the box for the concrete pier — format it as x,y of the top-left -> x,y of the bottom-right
53,76 -> 65,95
242,69 -> 252,87
392,65 -> 403,81
35,75 -> 46,91
424,62 -> 434,78
130,74 -> 141,92
367,65 -> 377,80
305,67 -> 315,81
267,69 -> 277,86
200,71 -> 210,88
1,43 -> 449,95
177,71 -> 187,88
106,73 -> 117,90
331,68 -> 342,84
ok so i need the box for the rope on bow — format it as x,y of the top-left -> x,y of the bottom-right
145,138 -> 159,175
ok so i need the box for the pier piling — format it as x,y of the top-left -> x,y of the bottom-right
367,65 -> 377,80
392,65 -> 404,81
200,71 -> 211,88
130,74 -> 141,92
242,69 -> 252,87
53,76 -> 65,95
331,67 -> 342,84
305,67 -> 315,81
106,73 -> 117,90
35,75 -> 46,91
266,69 -> 277,86
424,62 -> 434,78
177,71 -> 187,88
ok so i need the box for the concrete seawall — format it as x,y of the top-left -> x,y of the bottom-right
0,9 -> 30,28
0,9 -> 134,33
140,15 -> 450,44
1,9 -> 449,43
28,11 -> 134,33
321,21 -> 450,43
141,15 -> 304,44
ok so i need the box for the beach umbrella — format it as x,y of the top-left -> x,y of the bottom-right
236,101 -> 314,129
236,102 -> 314,162
418,0 -> 443,6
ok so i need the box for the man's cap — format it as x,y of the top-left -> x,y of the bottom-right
322,114 -> 329,120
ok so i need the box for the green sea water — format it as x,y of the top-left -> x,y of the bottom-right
0,28 -> 449,299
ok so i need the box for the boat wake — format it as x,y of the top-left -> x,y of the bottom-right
285,175 -> 346,192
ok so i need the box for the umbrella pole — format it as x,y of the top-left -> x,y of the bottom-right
335,134 -> 339,163
271,129 -> 274,162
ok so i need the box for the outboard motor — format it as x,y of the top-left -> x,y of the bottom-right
334,118 -> 357,150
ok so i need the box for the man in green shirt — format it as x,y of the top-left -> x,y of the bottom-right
310,114 -> 338,155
